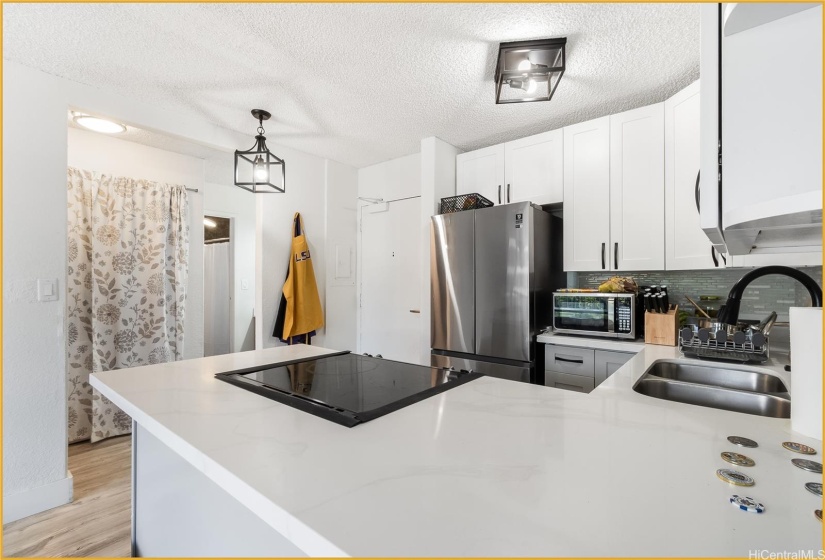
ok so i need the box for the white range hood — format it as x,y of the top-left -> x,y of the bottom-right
700,3 -> 823,257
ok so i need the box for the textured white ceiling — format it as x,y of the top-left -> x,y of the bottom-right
5,3 -> 699,168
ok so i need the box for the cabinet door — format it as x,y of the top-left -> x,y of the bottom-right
609,103 -> 665,271
594,350 -> 633,387
504,129 -> 563,205
665,81 -> 718,270
563,116 -> 611,271
456,144 -> 506,205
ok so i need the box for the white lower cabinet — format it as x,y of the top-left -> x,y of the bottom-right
594,350 -> 634,386
545,344 -> 634,393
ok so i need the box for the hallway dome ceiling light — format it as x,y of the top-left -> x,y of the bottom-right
234,109 -> 285,194
72,112 -> 126,134
494,37 -> 567,104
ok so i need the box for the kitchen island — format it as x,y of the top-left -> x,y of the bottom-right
91,344 -> 822,557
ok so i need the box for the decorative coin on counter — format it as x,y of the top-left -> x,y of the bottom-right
721,452 -> 755,467
816,510 -> 822,522
791,459 -> 823,474
782,442 -> 817,455
805,482 -> 822,497
717,469 -> 755,487
727,436 -> 758,448
730,495 -> 765,514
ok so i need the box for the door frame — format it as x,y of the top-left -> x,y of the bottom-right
203,211 -> 236,354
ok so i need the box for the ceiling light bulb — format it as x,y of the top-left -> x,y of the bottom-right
525,79 -> 537,94
253,156 -> 269,182
203,218 -> 217,228
517,60 -> 532,71
73,115 -> 126,134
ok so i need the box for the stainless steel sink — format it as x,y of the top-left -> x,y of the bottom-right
633,360 -> 790,418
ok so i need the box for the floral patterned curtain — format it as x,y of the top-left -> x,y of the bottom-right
67,167 -> 189,443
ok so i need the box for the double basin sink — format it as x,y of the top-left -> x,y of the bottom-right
633,360 -> 790,418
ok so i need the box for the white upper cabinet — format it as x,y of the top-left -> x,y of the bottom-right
503,129 -> 564,205
665,81 -> 718,270
563,116 -> 611,271
609,103 -> 665,271
456,130 -> 564,207
456,144 -> 505,205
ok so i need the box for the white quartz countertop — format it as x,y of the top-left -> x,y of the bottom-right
91,345 -> 823,557
537,330 -> 647,353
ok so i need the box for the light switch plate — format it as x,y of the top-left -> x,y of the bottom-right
37,278 -> 58,302
241,279 -> 249,290
335,245 -> 352,279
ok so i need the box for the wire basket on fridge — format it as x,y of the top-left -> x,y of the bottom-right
439,193 -> 494,214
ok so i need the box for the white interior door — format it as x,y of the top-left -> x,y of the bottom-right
360,197 -> 422,363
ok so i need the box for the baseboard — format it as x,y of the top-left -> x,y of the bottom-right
3,472 -> 73,524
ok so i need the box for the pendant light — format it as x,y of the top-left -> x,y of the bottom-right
234,109 -> 285,194
494,38 -> 567,104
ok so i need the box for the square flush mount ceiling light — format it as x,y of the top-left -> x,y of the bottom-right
494,38 -> 567,104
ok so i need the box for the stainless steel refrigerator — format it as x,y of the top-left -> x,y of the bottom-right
430,202 -> 564,383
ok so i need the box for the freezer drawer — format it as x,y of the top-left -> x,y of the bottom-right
431,353 -> 531,384
544,345 -> 595,377
545,370 -> 595,393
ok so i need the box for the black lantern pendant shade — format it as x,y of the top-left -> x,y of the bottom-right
234,109 -> 286,194
494,38 -> 567,104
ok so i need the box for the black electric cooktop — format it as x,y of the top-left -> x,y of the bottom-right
215,351 -> 481,427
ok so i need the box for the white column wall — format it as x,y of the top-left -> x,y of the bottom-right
419,137 -> 460,365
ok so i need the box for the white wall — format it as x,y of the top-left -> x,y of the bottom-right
3,61 -> 358,522
357,153 -> 421,203
323,160 -> 358,351
256,150 -> 358,351
67,127 -> 205,359
203,180 -> 256,353
419,138 -> 460,364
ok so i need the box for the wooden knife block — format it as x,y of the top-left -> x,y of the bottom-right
644,305 -> 679,346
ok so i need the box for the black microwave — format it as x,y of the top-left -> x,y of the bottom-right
551,292 -> 637,339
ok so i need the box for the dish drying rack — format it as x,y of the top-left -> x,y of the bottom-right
678,327 -> 770,364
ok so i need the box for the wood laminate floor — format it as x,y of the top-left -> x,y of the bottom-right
3,435 -> 132,557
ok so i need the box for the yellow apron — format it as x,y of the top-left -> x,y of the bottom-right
281,213 -> 324,340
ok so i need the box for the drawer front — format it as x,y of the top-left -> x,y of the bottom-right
545,370 -> 595,393
544,345 -> 595,376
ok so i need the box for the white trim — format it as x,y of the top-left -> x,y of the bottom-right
3,472 -> 73,523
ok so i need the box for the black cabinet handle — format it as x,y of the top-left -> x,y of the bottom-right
507,183 -> 511,203
555,356 -> 584,364
601,243 -> 606,270
711,246 -> 719,267
498,185 -> 501,204
695,170 -> 701,213
614,242 -> 619,270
